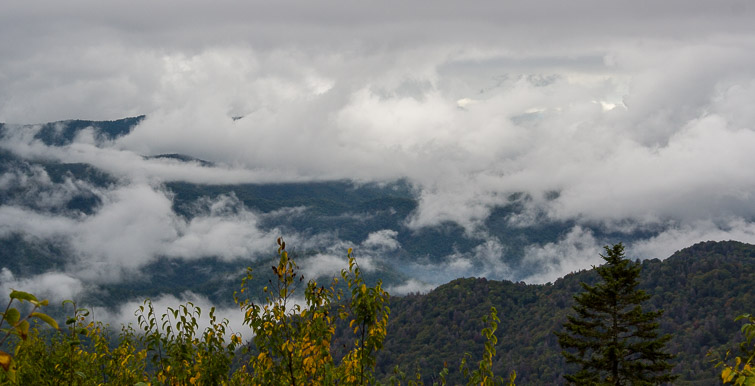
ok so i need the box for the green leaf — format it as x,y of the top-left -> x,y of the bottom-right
31,312 -> 59,330
3,308 -> 20,325
9,290 -> 37,303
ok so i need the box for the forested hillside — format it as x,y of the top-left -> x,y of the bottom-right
1,239 -> 752,384
377,240 -> 755,385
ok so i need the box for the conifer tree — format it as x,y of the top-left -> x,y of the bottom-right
556,243 -> 676,385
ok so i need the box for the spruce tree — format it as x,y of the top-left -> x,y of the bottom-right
556,243 -> 677,385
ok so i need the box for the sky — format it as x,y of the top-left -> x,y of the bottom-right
2,1 -> 755,325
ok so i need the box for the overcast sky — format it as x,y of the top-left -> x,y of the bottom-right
2,1 -> 755,296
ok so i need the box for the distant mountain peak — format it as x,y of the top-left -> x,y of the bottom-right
148,153 -> 214,167
32,115 -> 145,146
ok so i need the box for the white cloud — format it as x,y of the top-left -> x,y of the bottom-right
298,253 -> 349,281
386,279 -> 436,296
362,229 -> 400,250
165,195 -> 280,261
73,184 -> 178,276
403,246 -> 501,285
298,252 -> 375,281
0,163 -> 105,211
93,291 -> 248,342
473,238 -> 510,278
4,38 -> 755,235
0,268 -> 85,303
630,218 -> 755,260
520,226 -> 603,284
0,127 -> 303,184
0,184 -> 282,283
0,206 -> 76,238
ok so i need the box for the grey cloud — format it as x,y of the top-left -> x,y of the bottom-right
6,39 -> 755,237
2,1 -> 753,122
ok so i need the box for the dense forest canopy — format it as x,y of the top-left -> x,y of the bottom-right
377,240 -> 755,384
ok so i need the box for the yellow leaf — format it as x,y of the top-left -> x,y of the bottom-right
0,351 -> 11,371
361,284 -> 367,294
722,367 -> 734,382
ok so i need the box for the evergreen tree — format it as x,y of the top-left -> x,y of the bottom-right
556,243 -> 677,385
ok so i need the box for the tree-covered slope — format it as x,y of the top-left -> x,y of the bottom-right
377,240 -> 755,385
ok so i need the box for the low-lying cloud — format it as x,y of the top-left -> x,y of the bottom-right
0,182 -> 281,283
520,226 -> 603,284
93,291 -> 248,342
0,268 -> 85,303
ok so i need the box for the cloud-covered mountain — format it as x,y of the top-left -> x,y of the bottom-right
1,117 -> 755,315
2,1 -> 755,318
